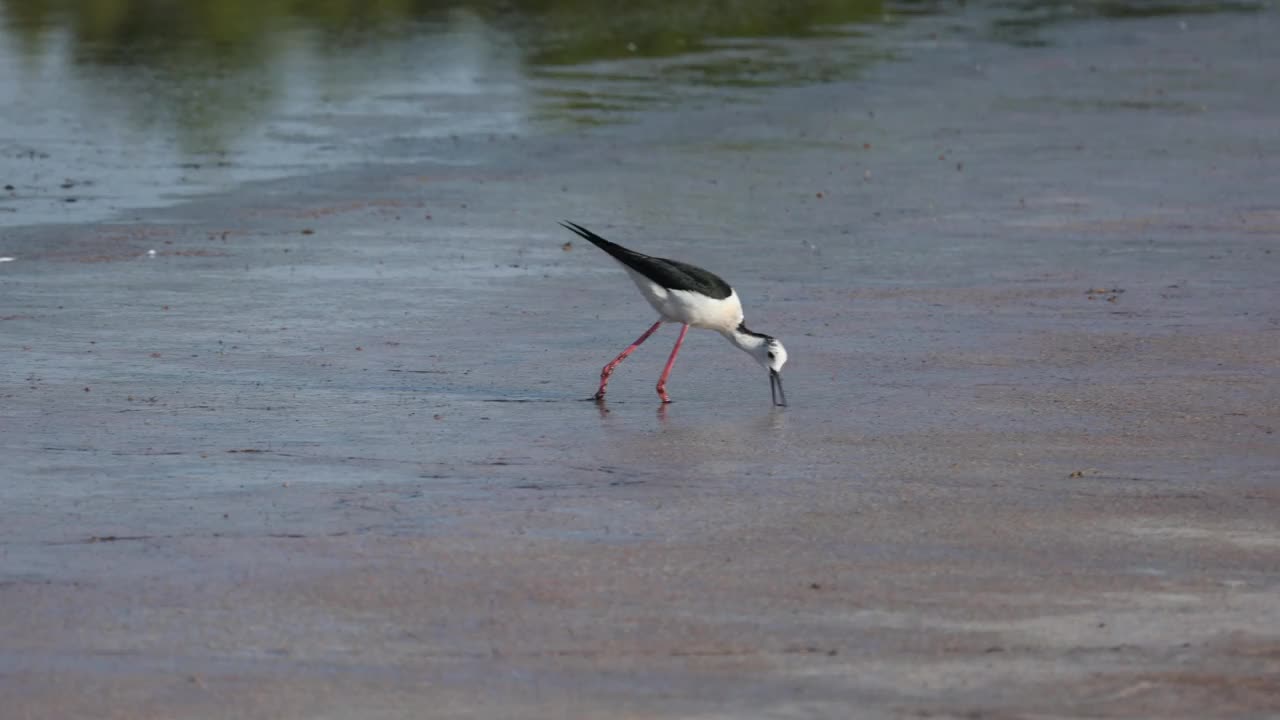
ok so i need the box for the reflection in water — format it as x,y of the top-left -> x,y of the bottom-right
524,0 -> 883,65
0,0 -> 1262,224
592,397 -> 787,437
0,0 -> 892,224
3,2 -> 530,153
0,0 -> 891,148
988,0 -> 1264,46
0,3 -> 529,224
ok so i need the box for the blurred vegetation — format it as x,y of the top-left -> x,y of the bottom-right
0,0 -> 884,65
0,0 -> 1261,149
514,0 -> 883,64
987,0 -> 1265,46
3,0 -> 444,65
3,0 -> 1260,71
0,0 -> 889,149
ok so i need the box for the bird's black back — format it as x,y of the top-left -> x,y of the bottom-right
560,221 -> 734,300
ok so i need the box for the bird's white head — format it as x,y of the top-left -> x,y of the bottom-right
753,336 -> 788,374
729,323 -> 788,406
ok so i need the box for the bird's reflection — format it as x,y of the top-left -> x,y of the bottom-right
589,395 -> 787,435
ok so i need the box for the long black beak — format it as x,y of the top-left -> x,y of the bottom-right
769,369 -> 787,407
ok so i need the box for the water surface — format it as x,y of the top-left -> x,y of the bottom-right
3,0 -> 1264,226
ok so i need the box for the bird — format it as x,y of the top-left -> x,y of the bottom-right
561,221 -> 788,406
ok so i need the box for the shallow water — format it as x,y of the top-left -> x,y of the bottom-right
0,0 -> 892,225
3,0 -> 1266,226
1,1 -> 1278,717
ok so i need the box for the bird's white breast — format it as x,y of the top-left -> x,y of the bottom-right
624,268 -> 744,332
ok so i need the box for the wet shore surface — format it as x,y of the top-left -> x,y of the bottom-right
3,7 -> 1279,719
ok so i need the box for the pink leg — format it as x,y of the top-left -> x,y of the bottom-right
655,323 -> 689,403
595,321 -> 663,401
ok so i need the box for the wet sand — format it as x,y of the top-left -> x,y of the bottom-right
3,9 -> 1279,719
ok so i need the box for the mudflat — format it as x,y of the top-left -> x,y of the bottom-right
2,8 -> 1278,719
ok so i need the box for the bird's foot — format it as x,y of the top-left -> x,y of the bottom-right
656,386 -> 671,403
593,389 -> 607,403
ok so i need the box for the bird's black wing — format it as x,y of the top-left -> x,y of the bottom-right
560,221 -> 734,300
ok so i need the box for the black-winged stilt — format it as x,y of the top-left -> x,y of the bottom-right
561,221 -> 788,406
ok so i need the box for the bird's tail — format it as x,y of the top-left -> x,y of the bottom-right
559,221 -> 645,264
